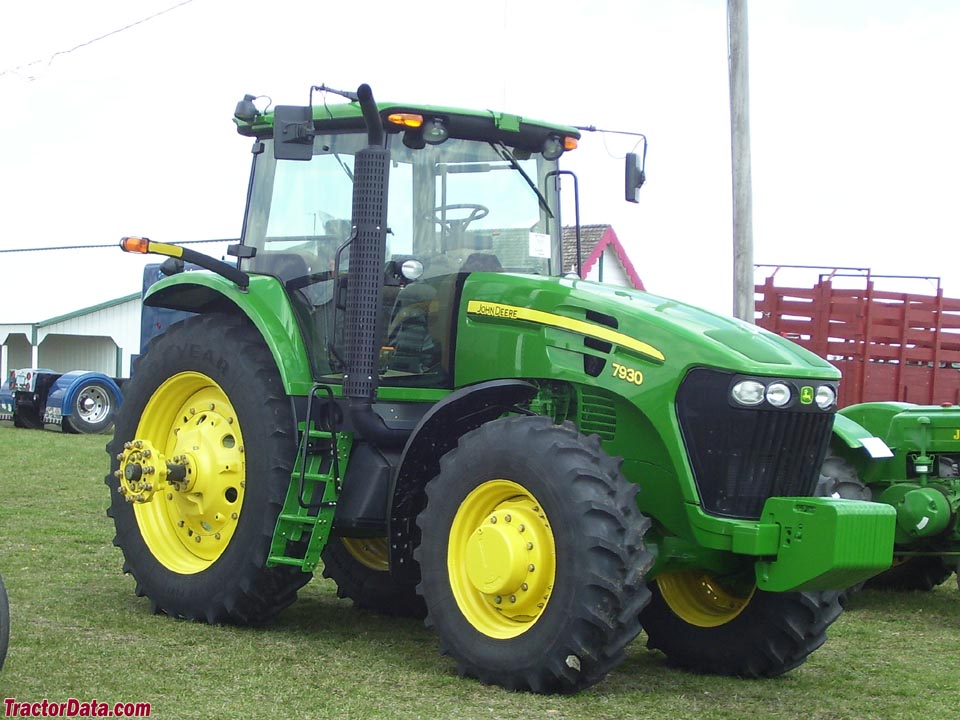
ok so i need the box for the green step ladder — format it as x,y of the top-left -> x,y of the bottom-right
267,386 -> 352,572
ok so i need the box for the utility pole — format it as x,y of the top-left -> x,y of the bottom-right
728,0 -> 754,322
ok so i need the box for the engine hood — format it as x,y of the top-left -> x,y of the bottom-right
462,273 -> 839,380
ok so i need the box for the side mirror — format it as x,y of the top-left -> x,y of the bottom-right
273,105 -> 314,161
625,152 -> 645,203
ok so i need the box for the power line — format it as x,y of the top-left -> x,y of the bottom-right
0,238 -> 235,254
0,0 -> 198,80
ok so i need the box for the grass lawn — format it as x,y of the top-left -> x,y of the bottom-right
0,428 -> 957,719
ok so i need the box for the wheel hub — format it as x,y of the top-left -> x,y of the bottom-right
77,385 -> 110,423
464,505 -> 550,619
116,440 -> 168,503
449,480 -> 557,637
120,373 -> 246,572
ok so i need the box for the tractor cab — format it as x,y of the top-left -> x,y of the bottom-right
236,104 -> 576,387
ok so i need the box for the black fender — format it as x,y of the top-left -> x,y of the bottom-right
387,378 -> 538,582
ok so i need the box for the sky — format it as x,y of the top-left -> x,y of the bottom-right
1,0 -> 958,323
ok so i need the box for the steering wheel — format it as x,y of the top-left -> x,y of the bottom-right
433,203 -> 489,236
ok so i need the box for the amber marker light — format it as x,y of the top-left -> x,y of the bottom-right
563,136 -> 578,151
387,113 -> 424,128
121,236 -> 151,253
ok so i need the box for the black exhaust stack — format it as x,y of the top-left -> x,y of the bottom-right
344,84 -> 408,449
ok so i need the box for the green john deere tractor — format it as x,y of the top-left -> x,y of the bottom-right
823,403 -> 960,592
107,83 -> 896,694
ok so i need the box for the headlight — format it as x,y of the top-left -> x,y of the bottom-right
766,382 -> 792,407
815,385 -> 836,410
731,380 -> 765,406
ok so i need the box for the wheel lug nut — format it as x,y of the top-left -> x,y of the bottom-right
518,524 -> 525,532
134,441 -> 143,449
231,513 -> 238,520
521,583 -> 528,591
178,520 -> 185,527
167,493 -> 173,500
195,536 -> 201,543
209,403 -> 216,410
528,564 -> 535,572
189,408 -> 196,415
509,595 -> 516,603
527,542 -> 533,550
494,596 -> 502,604
116,453 -> 124,461
490,516 -> 497,524
142,450 -> 151,459
215,533 -> 221,540
114,470 -> 122,479
504,514 -> 511,523
123,442 -> 132,450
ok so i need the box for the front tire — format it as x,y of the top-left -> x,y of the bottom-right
416,416 -> 653,694
640,571 -> 842,677
106,314 -> 308,625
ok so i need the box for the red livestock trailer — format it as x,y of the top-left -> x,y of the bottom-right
755,265 -> 960,408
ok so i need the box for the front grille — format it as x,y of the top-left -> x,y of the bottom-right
676,368 -> 835,519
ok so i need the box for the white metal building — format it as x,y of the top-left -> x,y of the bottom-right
0,293 -> 141,380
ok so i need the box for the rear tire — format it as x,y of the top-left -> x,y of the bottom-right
416,416 -> 652,693
641,575 -> 843,677
321,537 -> 426,618
106,314 -> 308,625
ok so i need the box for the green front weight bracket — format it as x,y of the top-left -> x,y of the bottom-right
755,497 -> 896,592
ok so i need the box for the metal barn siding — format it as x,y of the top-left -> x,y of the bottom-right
38,335 -> 119,375
0,294 -> 141,379
36,296 -> 141,377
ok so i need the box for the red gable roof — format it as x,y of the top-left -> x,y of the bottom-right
561,224 -> 645,290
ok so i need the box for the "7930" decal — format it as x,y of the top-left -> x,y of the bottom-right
611,362 -> 643,386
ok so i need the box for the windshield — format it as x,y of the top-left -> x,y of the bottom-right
241,133 -> 563,281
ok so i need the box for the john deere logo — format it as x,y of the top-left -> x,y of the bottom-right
800,387 -> 814,405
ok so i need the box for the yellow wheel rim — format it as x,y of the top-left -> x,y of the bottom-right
341,537 -> 390,572
132,372 -> 245,574
656,570 -> 756,628
448,479 -> 556,639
